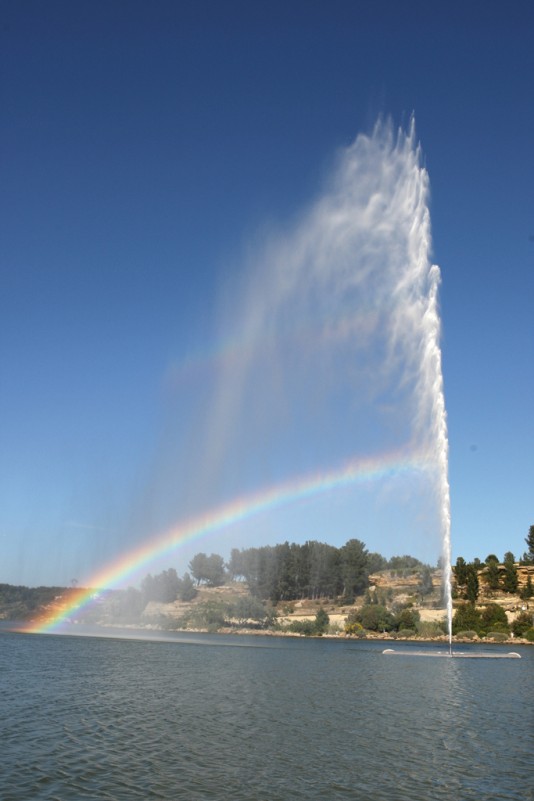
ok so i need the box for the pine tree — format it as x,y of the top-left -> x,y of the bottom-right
502,553 -> 519,594
465,563 -> 479,602
485,555 -> 501,591
520,573 -> 533,600
522,525 -> 534,564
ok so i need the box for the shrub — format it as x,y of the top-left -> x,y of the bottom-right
511,612 -> 533,637
416,620 -> 446,638
314,607 -> 330,635
357,604 -> 396,632
185,600 -> 228,630
454,630 -> 478,640
287,619 -> 317,636
327,621 -> 342,635
452,603 -> 481,635
485,631 -> 509,642
479,603 -> 509,636
524,628 -> 534,642
395,607 -> 420,631
344,618 -> 365,637
397,629 -> 416,638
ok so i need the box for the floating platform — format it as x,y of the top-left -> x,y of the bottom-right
382,648 -> 521,659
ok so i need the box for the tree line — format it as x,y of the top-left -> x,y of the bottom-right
453,525 -> 534,603
189,540 -> 427,602
131,540 -> 429,608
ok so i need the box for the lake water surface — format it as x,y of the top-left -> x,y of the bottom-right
1,630 -> 532,800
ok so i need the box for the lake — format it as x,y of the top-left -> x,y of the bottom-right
1,629 -> 532,800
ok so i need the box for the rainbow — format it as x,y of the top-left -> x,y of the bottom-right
21,449 -> 429,634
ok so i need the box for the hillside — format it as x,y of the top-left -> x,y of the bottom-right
3,561 -> 533,643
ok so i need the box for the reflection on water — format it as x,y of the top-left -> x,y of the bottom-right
2,632 -> 532,800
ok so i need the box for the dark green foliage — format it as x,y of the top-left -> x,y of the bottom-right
314,607 -> 330,635
141,568 -> 181,603
179,573 -> 197,601
520,574 -> 533,600
524,628 -> 534,642
225,542 -> 427,603
454,557 -> 468,587
340,539 -> 369,599
162,594 -> 276,632
356,604 -> 396,632
479,603 -> 509,635
465,564 -> 479,602
502,557 -> 519,594
521,525 -> 534,565
227,548 -> 246,580
367,552 -> 388,574
188,553 -> 226,587
395,607 -> 420,631
229,538 -> 371,602
452,602 -> 511,637
285,607 -> 330,636
452,603 -> 481,635
388,555 -> 423,570
511,611 -> 533,637
286,619 -> 318,636
185,600 -> 228,631
0,584 -> 68,620
230,596 -> 276,628
484,559 -> 501,591
418,566 -> 433,598
485,631 -> 508,642
416,620 -> 446,638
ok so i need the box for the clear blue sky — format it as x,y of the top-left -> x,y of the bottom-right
1,0 -> 532,587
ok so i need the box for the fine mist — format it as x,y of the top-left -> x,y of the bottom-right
152,118 -> 451,608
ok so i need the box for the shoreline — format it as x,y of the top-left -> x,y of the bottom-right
24,620 -> 533,646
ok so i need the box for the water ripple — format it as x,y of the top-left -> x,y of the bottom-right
1,633 -> 532,800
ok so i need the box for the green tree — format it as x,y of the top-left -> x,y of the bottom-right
340,539 -> 369,599
367,552 -> 388,574
465,563 -> 479,602
307,541 -> 342,599
186,599 -> 228,630
396,607 -> 420,631
479,603 -> 509,635
452,603 -> 481,635
511,611 -> 533,637
484,556 -> 501,592
227,548 -> 245,580
179,573 -> 197,601
520,573 -> 533,600
418,566 -> 433,598
502,553 -> 519,594
141,568 -> 181,603
230,596 -> 275,628
388,555 -> 422,570
357,604 -> 395,632
189,553 -> 226,586
314,607 -> 330,635
454,557 -> 468,588
521,525 -> 534,565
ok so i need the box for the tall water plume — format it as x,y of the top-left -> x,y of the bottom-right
167,118 -> 452,636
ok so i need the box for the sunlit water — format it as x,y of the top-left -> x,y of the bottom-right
2,630 -> 532,801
